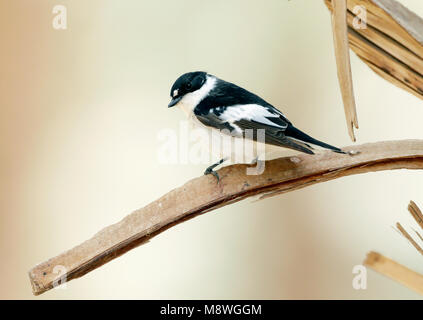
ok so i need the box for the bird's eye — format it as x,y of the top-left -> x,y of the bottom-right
186,82 -> 192,89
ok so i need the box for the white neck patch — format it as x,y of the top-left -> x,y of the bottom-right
178,75 -> 217,115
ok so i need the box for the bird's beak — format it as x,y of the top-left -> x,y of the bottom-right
168,96 -> 182,108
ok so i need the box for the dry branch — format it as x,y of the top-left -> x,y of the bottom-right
364,251 -> 423,295
367,201 -> 423,295
396,222 -> 423,257
330,0 -> 359,142
29,139 -> 423,295
408,200 -> 423,230
325,0 -> 423,100
395,201 -> 423,257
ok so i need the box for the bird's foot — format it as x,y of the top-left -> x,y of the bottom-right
204,167 -> 220,183
204,158 -> 226,183
250,156 -> 259,165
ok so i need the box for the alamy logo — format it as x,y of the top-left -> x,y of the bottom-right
52,265 -> 68,289
352,5 -> 367,30
52,5 -> 67,30
157,121 -> 266,175
352,265 -> 367,290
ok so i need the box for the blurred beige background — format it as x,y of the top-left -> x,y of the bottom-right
1,0 -> 423,299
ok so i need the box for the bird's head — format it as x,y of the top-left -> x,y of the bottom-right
168,71 -> 210,109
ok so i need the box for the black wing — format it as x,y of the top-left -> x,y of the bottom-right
195,110 -> 314,155
193,78 -> 346,154
193,78 -> 314,154
195,78 -> 291,126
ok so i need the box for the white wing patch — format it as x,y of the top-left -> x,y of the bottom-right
219,104 -> 287,128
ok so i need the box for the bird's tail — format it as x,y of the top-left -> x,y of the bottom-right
284,125 -> 346,154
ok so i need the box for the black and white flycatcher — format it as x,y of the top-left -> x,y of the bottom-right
168,71 -> 345,181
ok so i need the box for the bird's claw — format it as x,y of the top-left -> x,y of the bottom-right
204,158 -> 226,184
204,167 -> 220,184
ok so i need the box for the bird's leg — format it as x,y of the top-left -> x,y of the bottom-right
247,155 -> 265,175
204,158 -> 226,183
250,156 -> 259,165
